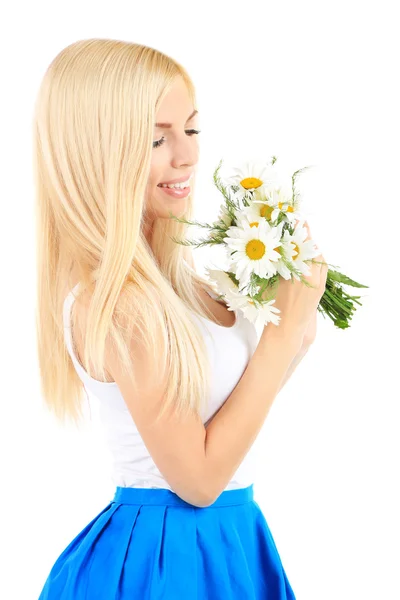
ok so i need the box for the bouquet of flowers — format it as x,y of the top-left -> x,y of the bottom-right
169,156 -> 368,329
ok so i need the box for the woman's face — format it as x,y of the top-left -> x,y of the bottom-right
144,77 -> 200,236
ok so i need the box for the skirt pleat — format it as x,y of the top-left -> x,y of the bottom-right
38,484 -> 296,599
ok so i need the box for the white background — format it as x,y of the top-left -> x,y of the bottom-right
1,1 -> 399,599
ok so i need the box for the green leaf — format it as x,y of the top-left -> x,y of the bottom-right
327,269 -> 369,288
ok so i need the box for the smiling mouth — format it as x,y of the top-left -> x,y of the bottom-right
157,174 -> 193,188
158,182 -> 191,190
157,183 -> 191,197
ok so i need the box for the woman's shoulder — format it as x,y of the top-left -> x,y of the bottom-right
65,280 -> 115,383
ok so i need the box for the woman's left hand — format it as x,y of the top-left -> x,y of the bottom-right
302,308 -> 318,349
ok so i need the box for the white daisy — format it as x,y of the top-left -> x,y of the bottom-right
205,268 -> 238,296
206,268 -> 281,328
253,184 -> 302,225
224,219 -> 283,287
287,223 -> 321,280
223,159 -> 279,204
249,299 -> 281,328
225,286 -> 281,328
212,202 -> 234,229
274,229 -> 298,280
235,197 -> 274,228
234,190 -> 283,228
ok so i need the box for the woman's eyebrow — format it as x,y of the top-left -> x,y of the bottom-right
155,109 -> 198,129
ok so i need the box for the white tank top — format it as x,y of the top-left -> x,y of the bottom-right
63,282 -> 260,491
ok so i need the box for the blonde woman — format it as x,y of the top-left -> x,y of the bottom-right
35,38 -> 327,599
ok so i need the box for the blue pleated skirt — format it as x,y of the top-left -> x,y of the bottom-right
38,483 -> 295,599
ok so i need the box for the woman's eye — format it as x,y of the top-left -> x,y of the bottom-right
152,129 -> 201,149
152,137 -> 165,149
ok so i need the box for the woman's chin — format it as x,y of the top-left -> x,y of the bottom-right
159,197 -> 189,218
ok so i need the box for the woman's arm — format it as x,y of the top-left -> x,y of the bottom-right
191,247 -> 317,393
278,309 -> 317,391
278,345 -> 309,391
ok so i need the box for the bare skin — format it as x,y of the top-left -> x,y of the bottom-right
66,75 -> 237,379
66,78 -> 317,384
66,270 -> 235,383
142,75 -> 200,246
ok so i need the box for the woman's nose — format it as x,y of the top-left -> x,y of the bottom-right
171,136 -> 199,167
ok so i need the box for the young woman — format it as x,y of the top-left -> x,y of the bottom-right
35,38 -> 327,599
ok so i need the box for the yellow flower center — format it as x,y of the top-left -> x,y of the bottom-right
249,221 -> 259,227
260,204 -> 273,220
240,177 -> 263,190
278,201 -> 294,213
292,243 -> 300,259
245,239 -> 265,260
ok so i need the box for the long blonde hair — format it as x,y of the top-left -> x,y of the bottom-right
33,38 -> 222,429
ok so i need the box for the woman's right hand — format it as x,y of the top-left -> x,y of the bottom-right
269,220 -> 328,338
